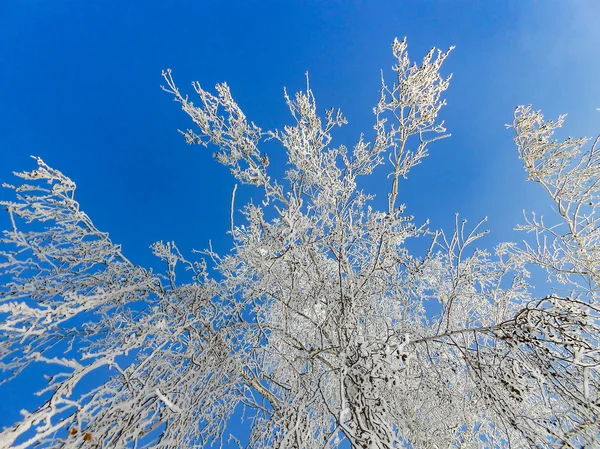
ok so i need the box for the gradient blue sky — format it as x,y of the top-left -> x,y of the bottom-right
1,0 -> 599,439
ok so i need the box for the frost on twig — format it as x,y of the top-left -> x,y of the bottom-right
512,106 -> 600,298
0,159 -> 246,448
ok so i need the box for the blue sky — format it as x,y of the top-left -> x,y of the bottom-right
1,0 -> 599,440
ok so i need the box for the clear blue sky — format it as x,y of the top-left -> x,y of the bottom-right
1,0 -> 599,439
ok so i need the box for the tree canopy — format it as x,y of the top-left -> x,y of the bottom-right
1,38 -> 599,449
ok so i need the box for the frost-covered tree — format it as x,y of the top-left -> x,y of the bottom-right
1,38 -> 599,449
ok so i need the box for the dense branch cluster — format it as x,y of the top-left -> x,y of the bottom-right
1,39 -> 598,448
